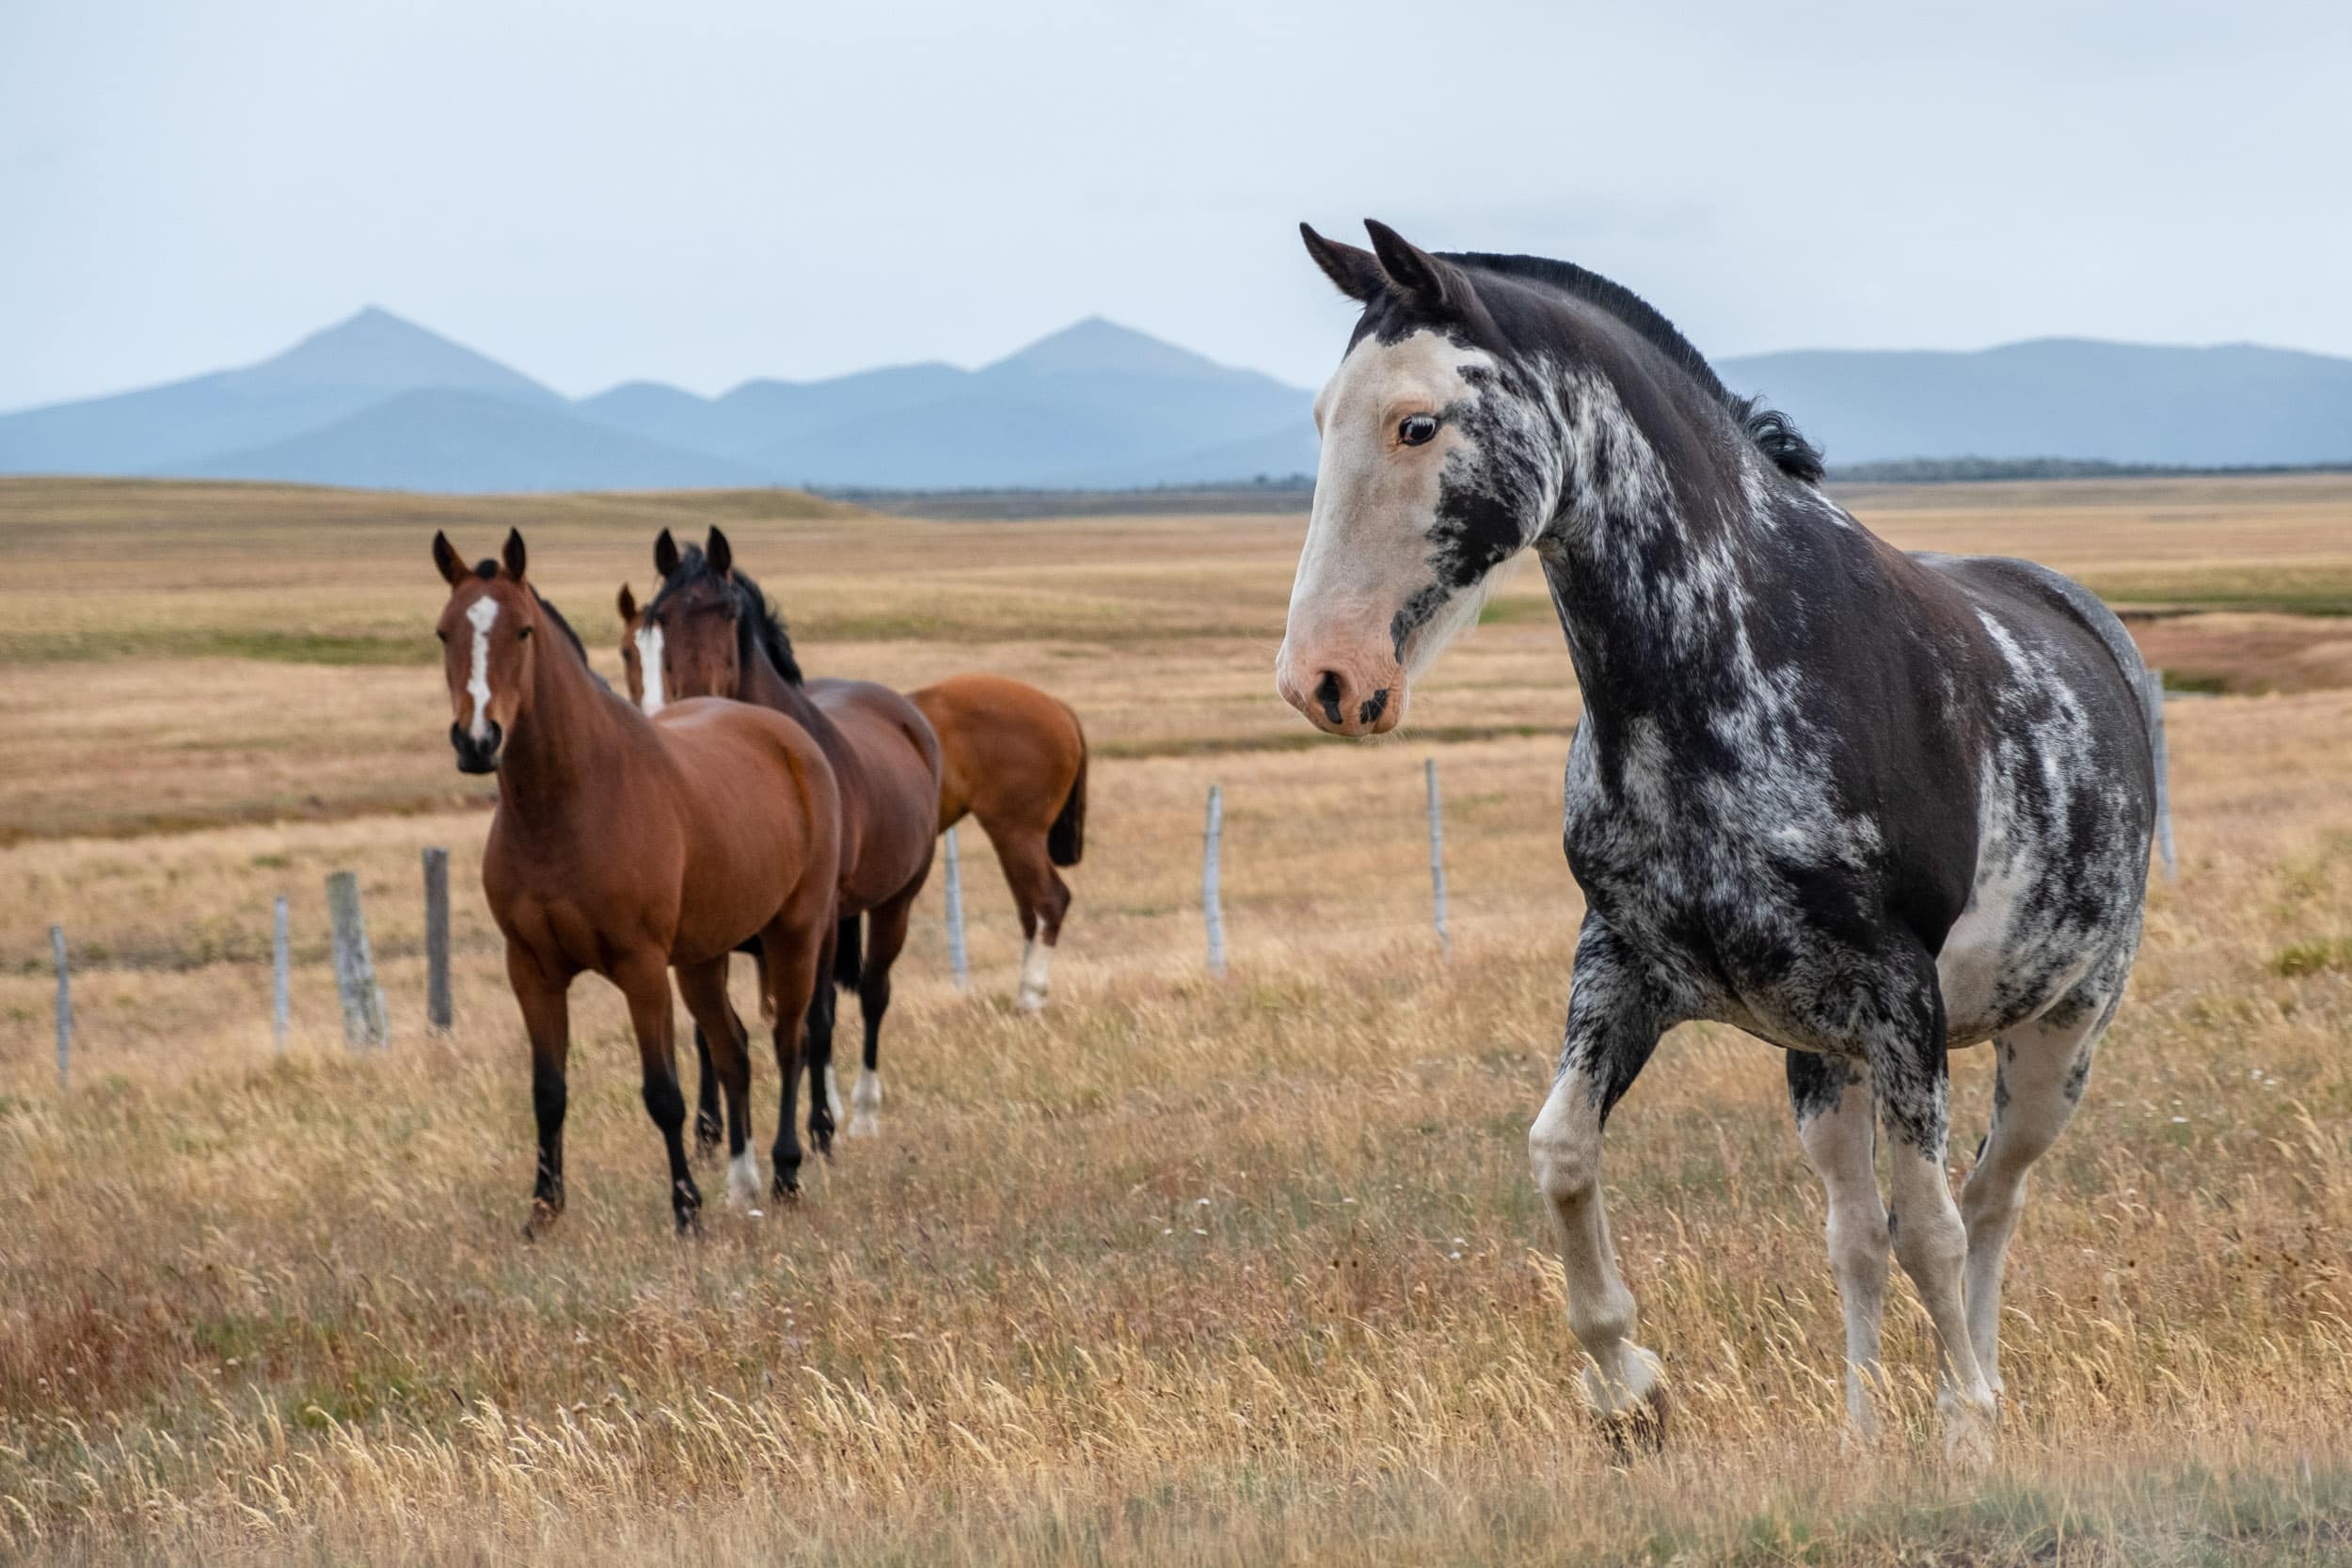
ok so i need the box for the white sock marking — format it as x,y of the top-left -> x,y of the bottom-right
635,625 -> 666,714
1016,939 -> 1053,1013
465,597 -> 500,739
825,1063 -> 845,1124
849,1068 -> 882,1136
727,1148 -> 761,1206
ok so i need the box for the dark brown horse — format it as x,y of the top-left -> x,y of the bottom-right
910,675 -> 1087,1011
626,526 -> 941,1146
435,530 -> 841,1234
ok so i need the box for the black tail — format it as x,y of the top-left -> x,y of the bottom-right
833,913 -> 862,990
1047,722 -> 1088,867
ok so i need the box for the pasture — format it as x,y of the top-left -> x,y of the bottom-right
2,474 -> 2350,1565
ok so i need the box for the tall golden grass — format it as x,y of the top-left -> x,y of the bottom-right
0,477 -> 2348,1564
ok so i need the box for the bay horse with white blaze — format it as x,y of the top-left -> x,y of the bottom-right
1279,222 -> 2156,1455
434,530 -> 841,1233
624,527 -> 941,1146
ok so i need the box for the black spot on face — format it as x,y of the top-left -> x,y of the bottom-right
1358,687 -> 1390,727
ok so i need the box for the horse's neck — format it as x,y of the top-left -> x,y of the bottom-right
1530,359 -> 1830,721
501,639 -> 631,811
745,643 -> 860,783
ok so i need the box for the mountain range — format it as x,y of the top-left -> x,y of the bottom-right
4,307 -> 2349,493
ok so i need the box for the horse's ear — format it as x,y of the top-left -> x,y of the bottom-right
1300,223 -> 1388,304
616,583 -> 637,623
432,531 -> 466,588
501,529 -> 528,582
1363,219 -> 1462,315
706,526 -> 733,579
653,528 -> 680,580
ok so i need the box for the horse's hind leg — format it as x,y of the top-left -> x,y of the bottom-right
803,919 -> 841,1158
675,957 -> 758,1207
1788,1051 -> 1890,1439
1960,988 -> 2112,1401
849,886 -> 918,1135
615,952 -> 702,1234
985,820 -> 1067,1013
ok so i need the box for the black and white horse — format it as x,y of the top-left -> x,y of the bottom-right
1277,221 -> 2155,1453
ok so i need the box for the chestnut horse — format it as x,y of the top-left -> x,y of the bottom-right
910,675 -> 1087,1012
625,526 -> 941,1146
434,530 -> 841,1234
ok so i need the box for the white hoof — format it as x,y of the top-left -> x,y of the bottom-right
1015,986 -> 1047,1014
1581,1345 -> 1665,1418
1938,1387 -> 1998,1465
726,1149 -> 763,1207
848,1069 -> 882,1138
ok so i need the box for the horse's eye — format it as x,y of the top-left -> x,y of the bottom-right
1399,413 -> 1440,446
516,626 -> 532,641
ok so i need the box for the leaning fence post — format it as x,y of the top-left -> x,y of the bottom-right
272,895 -> 290,1053
52,925 -> 72,1090
325,871 -> 388,1050
1425,757 -> 1452,958
422,847 -> 453,1032
942,825 -> 969,992
1202,784 -> 1228,978
2145,668 -> 2177,880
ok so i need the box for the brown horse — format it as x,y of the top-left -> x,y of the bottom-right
910,675 -> 1088,1012
627,526 -> 942,1145
434,530 -> 841,1235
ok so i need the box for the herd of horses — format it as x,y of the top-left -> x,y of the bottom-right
429,219 -> 2163,1459
430,524 -> 1084,1233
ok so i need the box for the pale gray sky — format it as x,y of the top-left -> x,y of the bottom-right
5,0 -> 2349,411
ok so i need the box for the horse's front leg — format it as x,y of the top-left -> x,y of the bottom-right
1528,913 -> 1672,1445
1788,1050 -> 1890,1440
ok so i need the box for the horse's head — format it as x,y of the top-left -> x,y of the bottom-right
615,582 -> 646,706
632,526 -> 743,713
431,529 -> 543,774
1277,221 -> 1559,738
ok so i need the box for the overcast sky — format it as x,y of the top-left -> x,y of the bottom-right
5,0 -> 2350,411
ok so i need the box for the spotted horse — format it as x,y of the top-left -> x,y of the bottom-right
1276,221 -> 2157,1456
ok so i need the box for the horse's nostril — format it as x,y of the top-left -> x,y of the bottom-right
1313,671 -> 1345,727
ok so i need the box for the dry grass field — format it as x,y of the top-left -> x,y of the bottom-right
1,475 -> 2349,1565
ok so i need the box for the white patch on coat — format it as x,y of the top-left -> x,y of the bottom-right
825,1062 -> 844,1124
464,596 -> 500,739
726,1148 -> 761,1206
848,1068 -> 882,1137
1016,938 -> 1053,1013
635,625 -> 666,714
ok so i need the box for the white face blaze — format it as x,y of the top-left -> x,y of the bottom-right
635,625 -> 666,714
464,596 -> 501,740
1276,329 -> 1505,735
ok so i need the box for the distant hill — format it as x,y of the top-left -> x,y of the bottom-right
1718,339 -> 2352,468
8,305 -> 2352,493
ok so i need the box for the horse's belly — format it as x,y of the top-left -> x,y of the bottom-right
1934,859 -> 2099,1045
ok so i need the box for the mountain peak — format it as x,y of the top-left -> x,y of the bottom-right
222,306 -> 559,404
989,316 -> 1278,386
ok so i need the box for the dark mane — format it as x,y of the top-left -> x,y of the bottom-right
530,591 -> 612,693
648,545 -> 803,686
1447,251 -> 1827,485
725,567 -> 803,686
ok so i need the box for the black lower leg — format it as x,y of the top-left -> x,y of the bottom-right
692,1023 -> 722,1159
531,1060 -> 567,1222
644,1071 -> 700,1234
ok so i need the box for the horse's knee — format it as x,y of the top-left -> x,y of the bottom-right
1823,1202 -> 1890,1283
1889,1196 -> 1968,1281
1529,1100 -> 1601,1206
641,1073 -> 687,1133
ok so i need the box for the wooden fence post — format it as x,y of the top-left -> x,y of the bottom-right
1202,784 -> 1228,977
52,925 -> 71,1091
2146,668 -> 2177,880
326,871 -> 388,1050
272,895 -> 290,1053
942,825 -> 969,992
1425,757 -> 1451,959
422,847 -> 453,1032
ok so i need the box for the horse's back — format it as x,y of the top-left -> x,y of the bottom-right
1908,552 -> 2155,1044
912,674 -> 1085,832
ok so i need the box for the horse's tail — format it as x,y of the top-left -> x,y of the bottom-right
1048,718 -> 1088,868
833,913 -> 863,991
